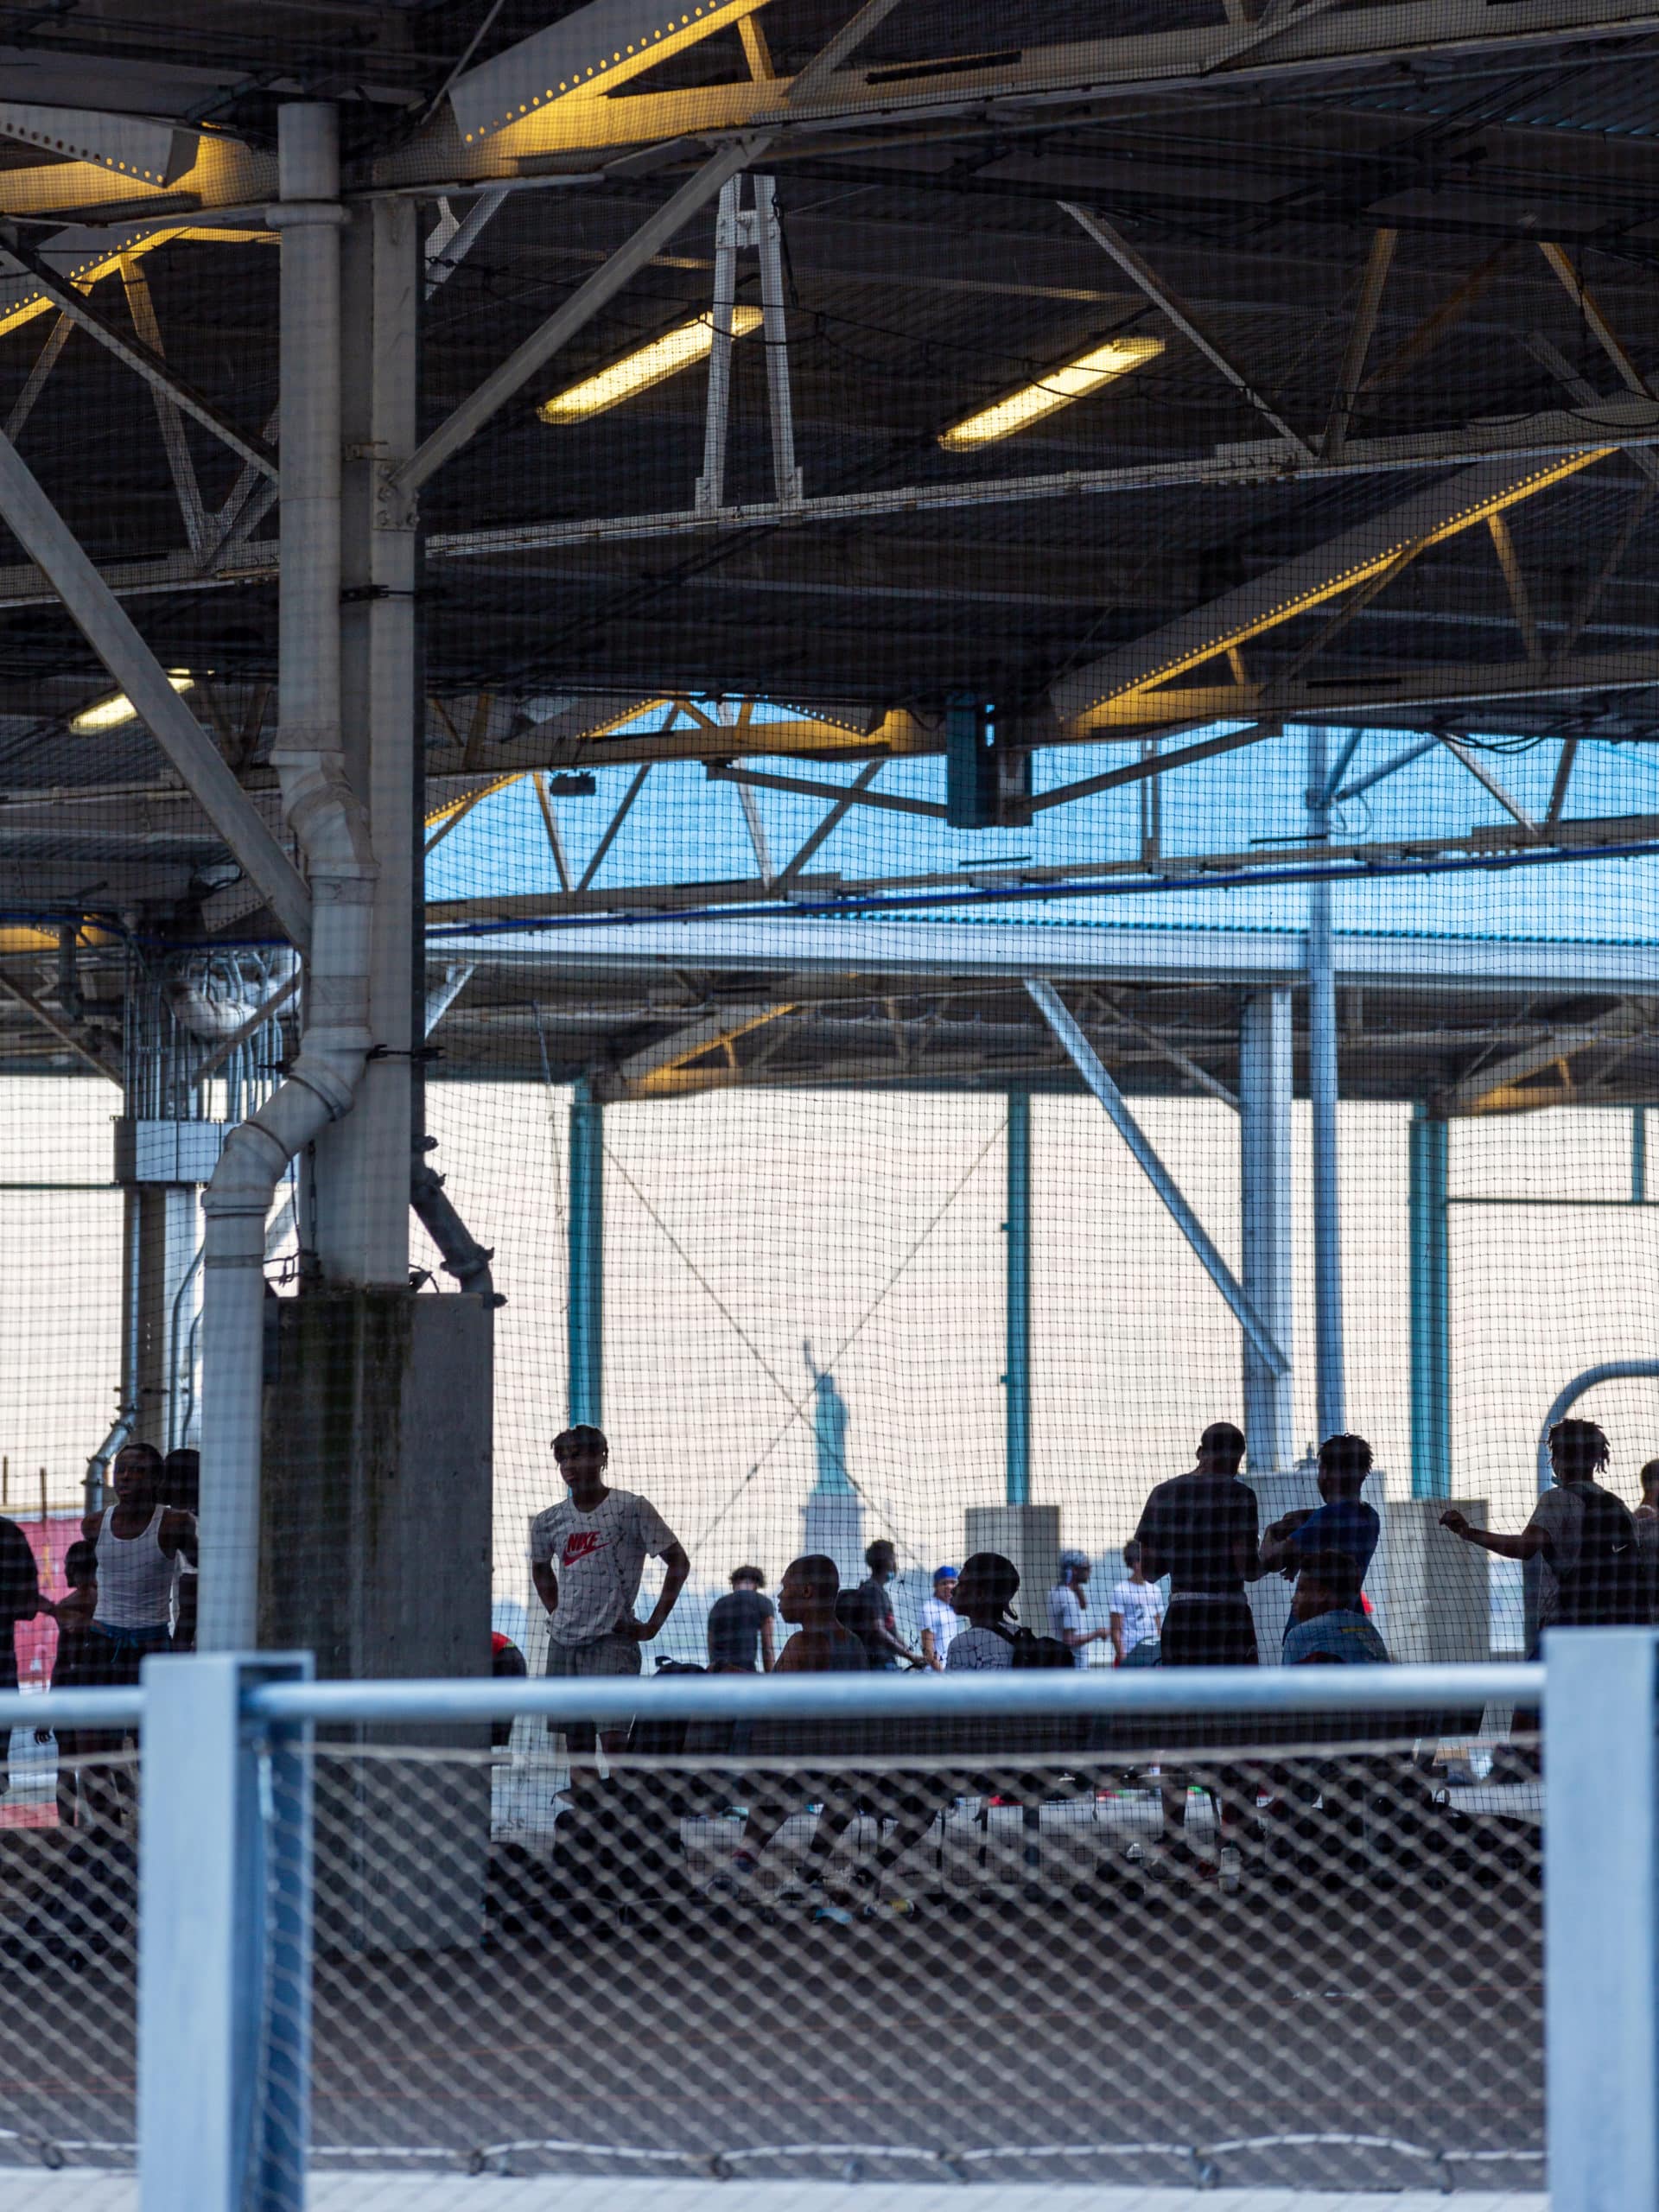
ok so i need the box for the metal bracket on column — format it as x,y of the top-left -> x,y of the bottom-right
1029,979 -> 1288,1377
696,172 -> 802,512
372,456 -> 417,533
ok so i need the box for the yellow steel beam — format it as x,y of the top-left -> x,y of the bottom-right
1055,447 -> 1610,732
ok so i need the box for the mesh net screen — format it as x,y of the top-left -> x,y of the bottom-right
261,1710 -> 1545,2196
9,3 -> 1659,2194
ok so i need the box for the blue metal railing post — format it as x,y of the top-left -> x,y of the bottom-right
569,1077 -> 603,1427
1004,1090 -> 1031,1506
1546,1629 -> 1659,2211
1409,1103 -> 1450,1499
137,1652 -> 315,2212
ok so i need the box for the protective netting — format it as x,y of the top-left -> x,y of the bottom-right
268,1713 -> 1543,2196
6,12 -> 1659,2196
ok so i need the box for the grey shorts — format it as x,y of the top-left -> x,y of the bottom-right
544,1630 -> 641,1751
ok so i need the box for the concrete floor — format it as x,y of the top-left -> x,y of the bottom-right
0,1779 -> 1544,2201
0,2180 -> 1556,2210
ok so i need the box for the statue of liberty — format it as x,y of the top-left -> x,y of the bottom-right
801,1339 -> 864,1584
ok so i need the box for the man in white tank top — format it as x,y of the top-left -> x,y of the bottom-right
80,1442 -> 196,1687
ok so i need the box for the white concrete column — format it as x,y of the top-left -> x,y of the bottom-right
309,195 -> 420,1286
1240,987 -> 1294,1473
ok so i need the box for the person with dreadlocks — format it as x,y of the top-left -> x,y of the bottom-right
1441,1418 -> 1646,1651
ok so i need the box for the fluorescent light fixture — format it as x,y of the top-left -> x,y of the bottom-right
538,307 -> 763,423
70,669 -> 194,734
938,334 -> 1164,451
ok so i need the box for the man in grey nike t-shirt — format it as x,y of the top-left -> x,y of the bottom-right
530,1426 -> 690,1783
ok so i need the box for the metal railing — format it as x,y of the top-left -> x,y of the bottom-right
0,1641 -> 1650,2211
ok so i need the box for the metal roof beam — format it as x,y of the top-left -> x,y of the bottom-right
0,429 -> 310,949
419,811 -> 1659,933
1322,226 -> 1395,461
708,761 -> 947,819
0,963 -> 118,1081
1538,242 -> 1656,401
1052,449 -> 1613,730
610,1001 -> 796,1096
777,761 -> 885,883
401,0 -> 1659,178
428,397 -> 1659,560
0,235 -> 276,480
1062,202 -> 1315,459
1080,645 -> 1659,734
1437,734 -> 1541,839
1446,1010 -> 1643,1115
394,141 -> 765,496
118,248 -> 209,563
1029,978 -> 1287,1374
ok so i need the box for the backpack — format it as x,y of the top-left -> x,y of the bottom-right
992,1624 -> 1077,1669
1549,1484 -> 1647,1627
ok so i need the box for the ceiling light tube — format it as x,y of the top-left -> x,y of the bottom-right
537,306 -> 763,423
938,335 -> 1164,451
70,669 -> 194,734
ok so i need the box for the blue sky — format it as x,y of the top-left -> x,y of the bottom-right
427,715 -> 1659,946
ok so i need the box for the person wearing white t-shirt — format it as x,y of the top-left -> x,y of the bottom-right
1107,1540 -> 1165,1664
1047,1551 -> 1110,1666
918,1565 -> 960,1670
529,1426 -> 690,1787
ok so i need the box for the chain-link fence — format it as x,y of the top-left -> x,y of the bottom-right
283,1688 -> 1545,2197
0,1729 -> 139,2177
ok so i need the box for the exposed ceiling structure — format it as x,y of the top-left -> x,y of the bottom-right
4,0 -> 1659,1110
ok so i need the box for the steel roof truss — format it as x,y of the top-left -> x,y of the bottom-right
1062,201 -> 1315,460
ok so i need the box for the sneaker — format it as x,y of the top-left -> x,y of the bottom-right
861,1891 -> 918,1921
812,1899 -> 855,1925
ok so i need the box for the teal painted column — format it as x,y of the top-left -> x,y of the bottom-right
1409,1103 -> 1450,1498
569,1078 -> 604,1427
1004,1090 -> 1032,1505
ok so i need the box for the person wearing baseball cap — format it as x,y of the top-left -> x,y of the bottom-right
918,1565 -> 960,1671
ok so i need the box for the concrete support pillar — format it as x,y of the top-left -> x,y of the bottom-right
1409,1103 -> 1451,1499
569,1079 -> 603,1427
1004,1090 -> 1032,1506
1240,988 -> 1294,1475
1306,728 -> 1345,1440
309,194 -> 418,1287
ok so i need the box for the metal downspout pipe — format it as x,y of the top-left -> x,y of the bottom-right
198,104 -> 375,1652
